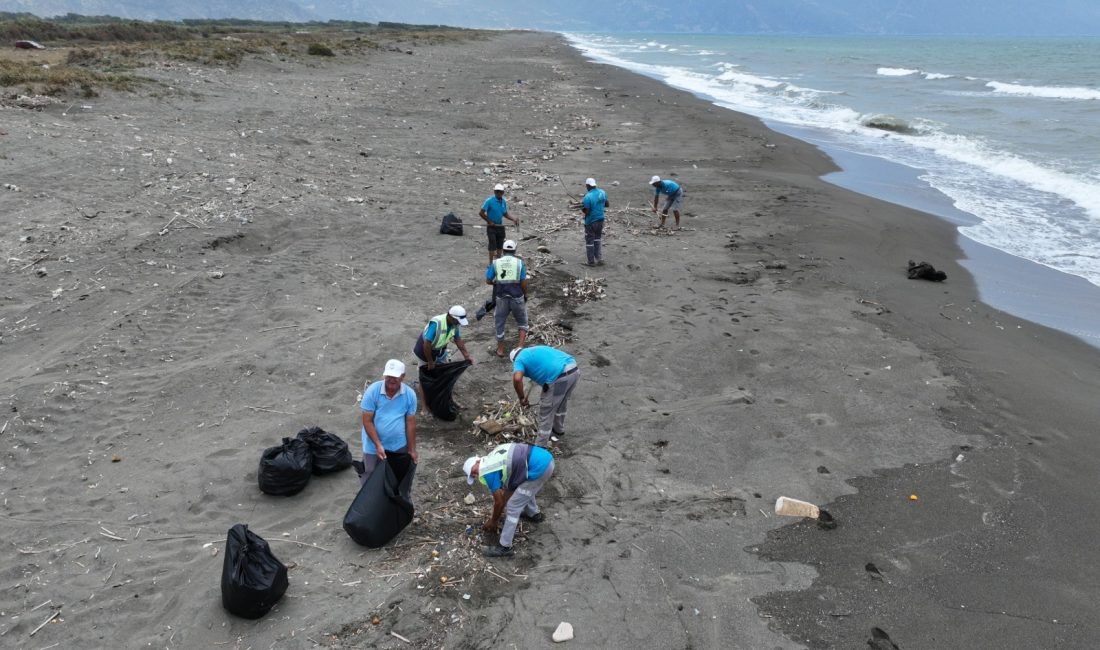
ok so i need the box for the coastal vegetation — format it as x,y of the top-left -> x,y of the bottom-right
0,12 -> 484,97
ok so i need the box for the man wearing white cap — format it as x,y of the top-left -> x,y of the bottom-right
479,183 -> 519,268
650,175 -> 684,230
463,442 -> 555,557
581,177 -> 609,266
413,305 -> 475,371
358,359 -> 417,486
485,239 -> 529,358
510,345 -> 579,447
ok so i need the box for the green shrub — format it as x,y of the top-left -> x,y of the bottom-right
307,42 -> 334,56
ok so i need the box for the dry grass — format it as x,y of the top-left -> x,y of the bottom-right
0,16 -> 490,96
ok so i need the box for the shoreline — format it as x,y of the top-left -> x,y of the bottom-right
2,29 -> 1099,649
565,36 -> 1100,350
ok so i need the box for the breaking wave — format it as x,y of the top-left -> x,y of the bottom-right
987,81 -> 1100,100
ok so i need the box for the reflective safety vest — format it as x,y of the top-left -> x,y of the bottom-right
492,255 -> 522,284
423,314 -> 456,350
477,443 -> 532,492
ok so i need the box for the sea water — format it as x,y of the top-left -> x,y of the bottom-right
566,33 -> 1100,344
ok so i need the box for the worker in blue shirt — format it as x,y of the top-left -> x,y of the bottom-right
510,345 -> 580,447
581,177 -> 609,266
358,359 -> 417,486
463,442 -> 555,557
479,183 -> 519,268
650,175 -> 685,230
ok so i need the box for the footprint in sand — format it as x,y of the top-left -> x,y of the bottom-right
807,412 -> 836,427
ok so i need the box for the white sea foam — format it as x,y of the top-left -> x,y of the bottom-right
987,81 -> 1100,100
877,67 -> 920,76
924,72 -> 953,80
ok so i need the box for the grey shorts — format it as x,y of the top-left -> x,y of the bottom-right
662,190 -> 684,213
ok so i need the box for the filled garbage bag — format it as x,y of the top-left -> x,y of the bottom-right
257,437 -> 313,496
295,426 -> 352,475
343,453 -> 416,548
440,212 -> 463,236
418,360 -> 471,421
221,524 -> 289,619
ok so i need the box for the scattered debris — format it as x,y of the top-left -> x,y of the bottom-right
552,621 -> 574,642
907,260 -> 947,282
561,277 -> 605,302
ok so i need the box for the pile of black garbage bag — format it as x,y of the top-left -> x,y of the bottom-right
257,426 -> 353,496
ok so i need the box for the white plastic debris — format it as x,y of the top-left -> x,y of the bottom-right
552,622 -> 574,642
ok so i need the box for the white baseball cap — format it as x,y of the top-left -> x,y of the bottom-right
493,183 -> 505,191
383,359 -> 405,377
449,305 -> 469,326
585,177 -> 597,187
502,239 -> 517,251
650,175 -> 661,185
509,348 -> 521,362
463,456 -> 479,484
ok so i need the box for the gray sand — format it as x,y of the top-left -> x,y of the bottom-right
2,32 -> 1099,649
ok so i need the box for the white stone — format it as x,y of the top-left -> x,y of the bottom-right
552,622 -> 573,642
464,493 -> 476,505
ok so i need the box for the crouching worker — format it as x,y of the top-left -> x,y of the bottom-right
463,442 -> 554,558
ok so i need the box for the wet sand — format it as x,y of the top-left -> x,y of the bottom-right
2,31 -> 1099,649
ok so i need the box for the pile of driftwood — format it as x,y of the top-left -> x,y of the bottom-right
470,398 -> 538,443
527,315 -> 571,347
562,277 -> 606,302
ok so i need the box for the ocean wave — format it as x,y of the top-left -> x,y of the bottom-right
924,72 -> 953,80
861,114 -> 921,135
877,67 -> 919,76
986,81 -> 1100,100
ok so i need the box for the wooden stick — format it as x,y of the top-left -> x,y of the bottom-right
258,325 -> 299,333
266,539 -> 330,552
245,405 -> 297,415
390,631 -> 412,644
29,610 -> 60,637
485,566 -> 510,583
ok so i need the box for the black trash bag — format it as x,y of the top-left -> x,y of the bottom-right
221,524 -> 289,619
440,212 -> 463,236
295,426 -> 353,475
343,453 -> 417,548
257,437 -> 313,496
418,360 -> 471,421
907,259 -> 947,282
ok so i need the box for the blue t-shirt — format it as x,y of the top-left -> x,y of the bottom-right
582,187 -> 608,225
483,446 -> 553,491
513,346 -> 576,386
481,196 -> 509,225
485,256 -> 527,299
654,180 -> 681,196
360,381 -> 417,454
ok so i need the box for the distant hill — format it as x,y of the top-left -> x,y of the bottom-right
2,0 -> 1098,36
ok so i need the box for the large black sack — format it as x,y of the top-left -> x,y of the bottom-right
440,212 -> 463,236
221,524 -> 289,619
418,360 -> 471,421
295,426 -> 353,475
343,454 -> 416,548
257,437 -> 313,496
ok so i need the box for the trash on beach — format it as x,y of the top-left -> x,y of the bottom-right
257,437 -> 313,496
221,524 -> 289,619
561,277 -> 605,302
907,260 -> 947,282
295,426 -> 353,475
553,622 -> 574,642
775,496 -> 837,529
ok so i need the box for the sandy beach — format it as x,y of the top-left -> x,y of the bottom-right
3,30 -> 1100,649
